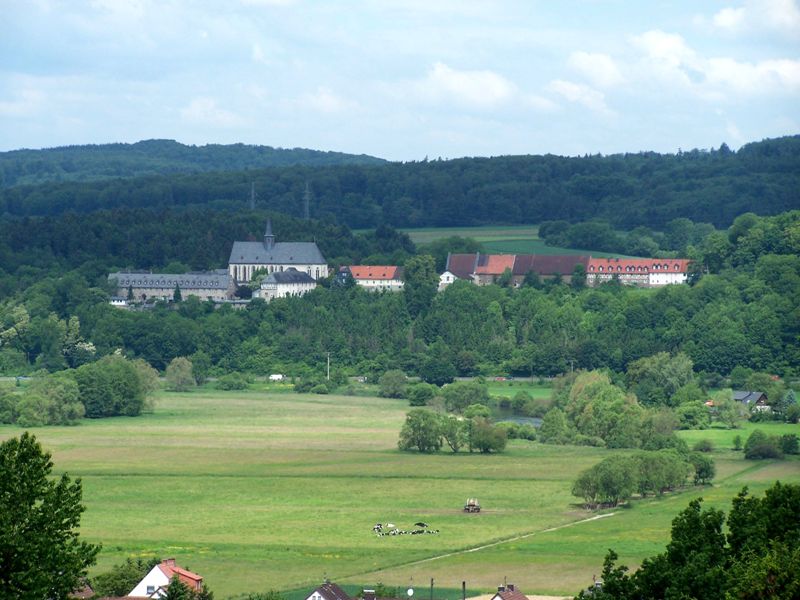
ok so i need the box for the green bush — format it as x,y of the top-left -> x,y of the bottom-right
215,372 -> 250,390
310,383 -> 329,395
744,429 -> 783,459
692,439 -> 714,453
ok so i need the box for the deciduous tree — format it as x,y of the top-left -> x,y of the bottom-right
0,433 -> 100,599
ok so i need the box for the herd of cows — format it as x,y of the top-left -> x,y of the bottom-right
372,522 -> 440,537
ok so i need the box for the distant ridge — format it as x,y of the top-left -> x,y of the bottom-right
0,139 -> 386,188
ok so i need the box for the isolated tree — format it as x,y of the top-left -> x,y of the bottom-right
163,575 -> 192,600
378,369 -> 407,398
0,433 -> 100,599
173,284 -> 182,302
166,357 -> 195,392
74,354 -> 146,417
398,409 -> 442,453
190,350 -> 212,385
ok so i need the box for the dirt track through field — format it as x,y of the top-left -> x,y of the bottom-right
349,511 -> 617,589
402,512 -> 617,567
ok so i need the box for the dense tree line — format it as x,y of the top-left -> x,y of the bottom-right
0,139 -> 384,188
575,482 -> 800,599
1,137 -> 797,229
0,208 -> 414,299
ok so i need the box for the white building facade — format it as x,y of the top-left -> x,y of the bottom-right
254,268 -> 318,301
228,220 -> 328,285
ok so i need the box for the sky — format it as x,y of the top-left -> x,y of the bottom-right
1,0 -> 799,160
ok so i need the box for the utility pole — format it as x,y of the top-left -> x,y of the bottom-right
430,579 -> 434,600
326,352 -> 330,381
303,180 -> 311,220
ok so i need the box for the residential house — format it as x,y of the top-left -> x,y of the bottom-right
228,219 -> 329,285
128,558 -> 203,598
254,267 -> 318,301
489,584 -> 529,600
349,265 -> 404,291
438,270 -> 457,291
734,390 -> 770,412
304,582 -> 352,600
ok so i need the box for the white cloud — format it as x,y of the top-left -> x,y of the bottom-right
180,97 -> 243,126
631,30 -> 698,69
568,51 -> 625,88
421,62 -> 517,109
0,89 -> 46,117
547,80 -> 611,114
705,57 -> 800,92
713,7 -> 746,30
299,87 -> 355,113
711,0 -> 800,36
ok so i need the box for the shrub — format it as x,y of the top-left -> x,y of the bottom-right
407,383 -> 436,406
215,372 -> 250,390
378,370 -> 407,399
165,357 -> 195,392
780,434 -> 799,455
744,429 -> 783,459
692,439 -> 714,453
74,355 -> 146,418
732,434 -> 743,451
310,383 -> 329,395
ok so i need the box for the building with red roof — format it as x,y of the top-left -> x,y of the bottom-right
128,559 -> 203,598
586,257 -> 691,287
349,265 -> 404,291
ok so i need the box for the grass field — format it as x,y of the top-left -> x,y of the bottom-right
1,389 -> 798,599
399,225 -> 630,258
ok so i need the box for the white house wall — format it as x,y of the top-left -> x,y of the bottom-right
129,565 -> 170,597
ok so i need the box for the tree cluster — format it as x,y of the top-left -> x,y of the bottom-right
398,408 -> 508,454
575,482 -> 800,600
571,450 -> 713,509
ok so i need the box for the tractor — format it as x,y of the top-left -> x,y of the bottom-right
464,498 -> 481,513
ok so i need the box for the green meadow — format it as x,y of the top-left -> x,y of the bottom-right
401,225 -> 627,257
1,389 -> 798,598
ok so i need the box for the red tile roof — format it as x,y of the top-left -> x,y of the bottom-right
446,253 -> 479,279
587,257 -> 690,274
158,559 -> 203,590
349,266 -> 403,280
475,254 -> 515,275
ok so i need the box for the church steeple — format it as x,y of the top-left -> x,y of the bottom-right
264,219 -> 275,250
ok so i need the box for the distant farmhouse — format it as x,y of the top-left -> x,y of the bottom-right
128,558 -> 203,598
228,219 -> 328,286
109,270 -> 234,302
444,253 -> 690,288
348,265 -> 404,291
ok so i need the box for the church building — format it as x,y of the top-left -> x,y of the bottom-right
228,220 -> 329,285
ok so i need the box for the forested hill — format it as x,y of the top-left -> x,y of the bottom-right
0,139 -> 386,188
1,136 -> 798,229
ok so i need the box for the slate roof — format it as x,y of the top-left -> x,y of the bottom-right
733,390 -> 767,404
229,241 -> 326,265
264,268 -> 317,285
109,271 -> 231,290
